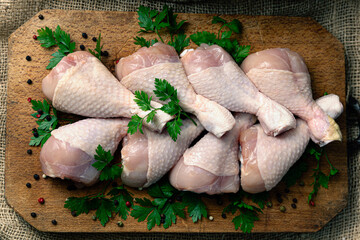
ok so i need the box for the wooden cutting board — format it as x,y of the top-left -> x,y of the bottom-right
5,9 -> 347,233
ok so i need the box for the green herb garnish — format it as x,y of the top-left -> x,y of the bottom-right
223,190 -> 267,233
88,33 -> 103,60
92,145 -> 122,181
29,99 -> 58,147
128,78 -> 196,141
37,26 -> 76,69
135,5 -> 189,53
190,16 -> 250,64
131,179 -> 207,230
307,145 -> 338,203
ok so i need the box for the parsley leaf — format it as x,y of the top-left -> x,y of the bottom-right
37,25 -> 75,69
181,192 -> 207,223
96,198 -> 114,226
135,5 -> 188,51
223,190 -> 266,233
128,79 -> 195,141
92,145 -> 122,181
190,16 -> 250,65
37,26 -> 57,48
108,186 -> 134,220
131,179 -> 186,230
166,117 -> 183,141
307,144 -> 339,203
134,36 -> 158,47
29,99 -> 58,147
168,33 -> 190,54
134,90 -> 153,111
88,33 -> 103,60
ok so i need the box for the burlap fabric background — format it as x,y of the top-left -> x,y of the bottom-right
1,0 -> 359,239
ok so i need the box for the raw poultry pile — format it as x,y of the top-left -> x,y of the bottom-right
39,42 -> 343,195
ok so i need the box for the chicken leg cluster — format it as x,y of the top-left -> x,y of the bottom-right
39,43 -> 343,195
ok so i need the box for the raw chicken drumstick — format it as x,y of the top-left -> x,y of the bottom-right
116,42 -> 235,138
181,44 -> 296,137
241,48 -> 341,146
169,113 -> 256,195
120,118 -> 204,188
42,51 -> 172,132
240,94 -> 343,193
40,118 -> 129,186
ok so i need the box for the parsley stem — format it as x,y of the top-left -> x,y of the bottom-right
155,29 -> 164,43
218,25 -> 226,39
181,112 -> 197,126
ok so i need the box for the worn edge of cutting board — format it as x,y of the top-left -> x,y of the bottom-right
5,9 -> 347,233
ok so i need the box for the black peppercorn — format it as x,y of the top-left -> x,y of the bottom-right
80,44 -> 85,50
51,219 -> 57,225
33,132 -> 39,137
26,56 -> 32,61
114,200 -> 119,206
112,182 -> 118,187
276,193 -> 281,198
101,51 -> 109,57
71,211 -> 77,217
161,214 -> 165,219
92,37 -> 97,42
46,115 -> 51,121
67,185 -> 76,191
33,174 -> 40,180
160,218 -> 165,224
27,149 -> 32,155
26,182 -> 31,188
37,109 -> 43,115
168,198 -> 174,204
27,79 -> 32,84
175,195 -> 182,202
293,198 -> 298,203
291,203 -> 297,209
277,197 -> 283,203
82,33 -> 88,39
38,14 -> 44,20
221,213 -> 227,219
32,128 -> 37,132
284,188 -> 290,193
31,212 -> 37,218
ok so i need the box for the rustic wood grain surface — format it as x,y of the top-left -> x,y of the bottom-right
5,9 -> 347,233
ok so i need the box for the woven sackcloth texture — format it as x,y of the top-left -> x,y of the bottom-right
1,0 -> 359,239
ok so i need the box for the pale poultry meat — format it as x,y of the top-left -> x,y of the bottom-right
120,118 -> 204,188
241,48 -> 341,146
116,42 -> 235,137
181,44 -> 296,136
169,113 -> 256,195
42,51 -> 172,132
40,118 -> 129,186
240,94 -> 343,193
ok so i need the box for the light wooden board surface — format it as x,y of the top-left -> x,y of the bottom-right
5,9 -> 347,233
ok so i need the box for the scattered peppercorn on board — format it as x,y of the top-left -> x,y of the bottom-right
5,9 -> 347,233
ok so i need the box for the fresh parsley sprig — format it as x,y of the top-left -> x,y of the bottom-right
29,99 -> 58,147
128,78 -> 196,141
190,16 -> 250,64
223,190 -> 267,233
307,145 -> 338,203
88,33 -> 103,60
131,179 -> 207,230
92,145 -> 122,181
64,145 -> 133,226
135,5 -> 189,53
37,26 -> 76,69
